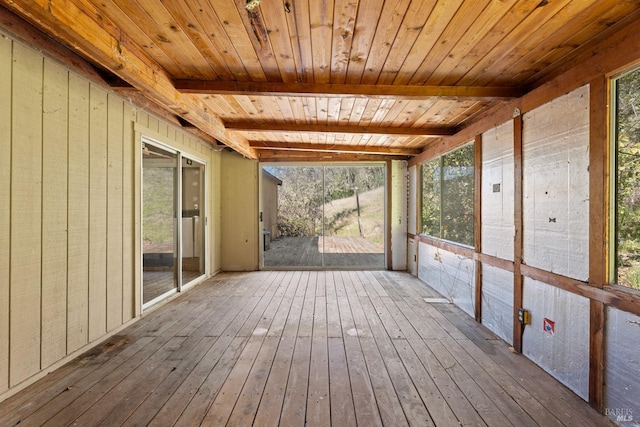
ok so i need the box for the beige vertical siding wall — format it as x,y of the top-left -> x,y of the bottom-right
0,31 -> 220,399
221,151 -> 259,271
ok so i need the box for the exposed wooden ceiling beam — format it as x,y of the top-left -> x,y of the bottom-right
250,141 -> 421,156
1,0 -> 256,159
175,80 -> 522,100
256,150 -> 408,163
227,122 -> 456,136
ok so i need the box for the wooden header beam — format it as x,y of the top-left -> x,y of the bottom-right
228,122 -> 455,137
256,150 -> 408,162
250,141 -> 421,156
175,80 -> 522,100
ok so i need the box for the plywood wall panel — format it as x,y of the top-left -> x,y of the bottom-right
0,35 -> 12,394
66,74 -> 90,353
0,30 -> 218,400
106,94 -> 124,331
40,58 -> 69,368
10,43 -> 43,386
88,86 -> 108,341
122,103 -> 135,323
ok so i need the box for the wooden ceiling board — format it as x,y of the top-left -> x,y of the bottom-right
508,1 -> 640,87
2,0 -> 637,160
394,0 -> 465,85
286,0 -> 314,83
158,0 -> 233,80
109,0 -> 214,79
310,0 -> 335,84
330,0 -> 359,84
212,0 -> 273,81
375,0 -> 438,85
424,0 -> 520,86
260,0 -> 299,83
302,97 -> 318,124
344,0 -> 385,84
461,0 -> 576,86
360,0 -> 413,85
479,0 -> 604,86
437,0 -> 541,86
90,1 -> 183,78
165,0 -> 243,81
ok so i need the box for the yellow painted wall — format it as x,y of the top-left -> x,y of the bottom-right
0,30 -> 220,399
221,151 -> 259,271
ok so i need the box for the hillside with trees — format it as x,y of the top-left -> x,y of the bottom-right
265,166 -> 384,242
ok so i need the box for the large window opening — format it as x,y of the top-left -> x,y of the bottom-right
420,143 -> 474,247
142,138 -> 206,308
261,164 -> 385,269
613,69 -> 640,291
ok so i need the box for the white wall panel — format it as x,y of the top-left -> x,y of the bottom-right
605,308 -> 640,426
482,121 -> 514,261
481,265 -> 513,344
407,238 -> 417,276
391,160 -> 407,270
418,242 -> 475,317
522,278 -> 590,400
408,165 -> 418,235
522,85 -> 590,281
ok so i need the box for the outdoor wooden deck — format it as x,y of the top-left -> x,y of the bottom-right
0,271 -> 612,426
264,236 -> 384,268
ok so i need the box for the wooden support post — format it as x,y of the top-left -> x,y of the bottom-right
588,76 -> 610,412
386,160 -> 393,271
474,134 -> 483,323
513,113 -> 524,353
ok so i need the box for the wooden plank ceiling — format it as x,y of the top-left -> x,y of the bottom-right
1,0 -> 637,161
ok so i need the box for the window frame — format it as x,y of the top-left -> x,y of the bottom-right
610,67 -> 640,293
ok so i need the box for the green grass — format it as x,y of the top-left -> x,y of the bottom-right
323,186 -> 385,244
143,168 -> 175,244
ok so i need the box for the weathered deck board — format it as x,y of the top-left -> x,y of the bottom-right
264,236 -> 384,268
0,271 -> 613,427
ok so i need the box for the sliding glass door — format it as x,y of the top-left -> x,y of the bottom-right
181,156 -> 206,285
261,164 -> 385,269
142,138 -> 206,307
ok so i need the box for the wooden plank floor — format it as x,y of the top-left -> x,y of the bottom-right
0,271 -> 613,426
264,237 -> 384,268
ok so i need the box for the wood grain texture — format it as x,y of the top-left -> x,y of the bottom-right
3,0 -> 639,161
0,34 -> 11,394
10,42 -> 43,386
121,102 -> 135,323
67,74 -> 91,354
512,114 -> 524,353
88,85 -> 108,342
41,57 -> 69,368
106,94 -> 124,331
474,133 -> 482,322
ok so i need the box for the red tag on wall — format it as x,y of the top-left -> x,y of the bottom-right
543,318 -> 555,335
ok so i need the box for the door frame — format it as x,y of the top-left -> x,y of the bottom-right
140,135 -> 208,311
258,161 -> 389,270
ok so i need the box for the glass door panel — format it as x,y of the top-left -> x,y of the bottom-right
142,142 -> 178,304
263,166 -> 324,268
262,164 -> 385,269
181,157 -> 206,285
323,166 -> 385,268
